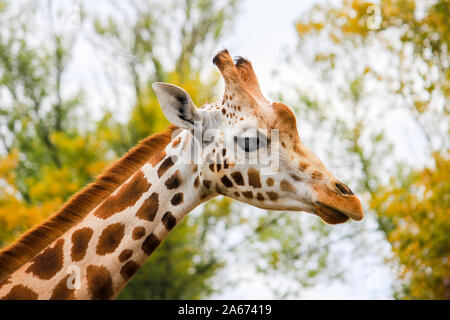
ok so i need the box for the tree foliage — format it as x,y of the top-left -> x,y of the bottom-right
0,1 -> 106,246
294,0 -> 449,299
372,152 -> 450,299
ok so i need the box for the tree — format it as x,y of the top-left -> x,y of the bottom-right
371,152 -> 450,299
295,0 -> 449,147
0,0 -> 109,247
293,0 -> 449,298
91,0 -> 238,151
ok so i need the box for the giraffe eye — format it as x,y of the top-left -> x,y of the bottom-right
235,134 -> 266,152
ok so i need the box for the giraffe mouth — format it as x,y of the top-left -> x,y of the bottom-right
314,202 -> 350,225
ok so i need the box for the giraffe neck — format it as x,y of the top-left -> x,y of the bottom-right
0,130 -> 210,300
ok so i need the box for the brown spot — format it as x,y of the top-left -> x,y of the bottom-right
280,179 -> 295,192
86,265 -> 114,300
293,144 -> 306,156
234,191 -> 240,197
209,163 -> 215,172
311,171 -> 323,179
281,142 -> 286,148
94,170 -> 151,220
203,180 -> 212,189
222,149 -> 227,156
170,193 -> 184,206
120,260 -> 140,281
248,168 -> 262,188
2,284 -> 38,300
119,249 -> 133,262
290,173 -> 303,181
157,156 -> 177,178
216,163 -> 222,172
257,193 -> 265,201
142,233 -> 161,255
224,159 -> 229,169
192,164 -> 198,172
267,192 -> 279,201
266,177 -> 274,186
165,170 -> 182,190
149,150 -> 166,167
222,108 -> 226,115
231,172 -> 245,185
71,227 -> 93,262
215,184 -> 224,195
299,162 -> 309,171
26,239 -> 64,280
221,175 -> 233,188
200,192 -> 209,200
242,191 -> 253,199
50,275 -> 75,300
172,137 -> 181,147
194,176 -> 200,188
96,223 -> 125,256
136,192 -> 159,221
132,226 -> 146,240
162,212 -> 177,231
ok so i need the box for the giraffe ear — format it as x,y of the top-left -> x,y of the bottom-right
152,82 -> 201,130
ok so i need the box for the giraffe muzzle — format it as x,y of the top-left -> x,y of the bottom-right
313,182 -> 364,224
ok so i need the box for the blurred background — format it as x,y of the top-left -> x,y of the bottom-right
0,0 -> 448,299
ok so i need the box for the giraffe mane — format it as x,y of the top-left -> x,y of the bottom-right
0,125 -> 177,282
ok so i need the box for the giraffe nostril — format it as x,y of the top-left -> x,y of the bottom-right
335,182 -> 354,196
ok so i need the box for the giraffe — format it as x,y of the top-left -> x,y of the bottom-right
0,50 -> 363,300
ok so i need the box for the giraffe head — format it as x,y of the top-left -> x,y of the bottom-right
153,50 -> 363,224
